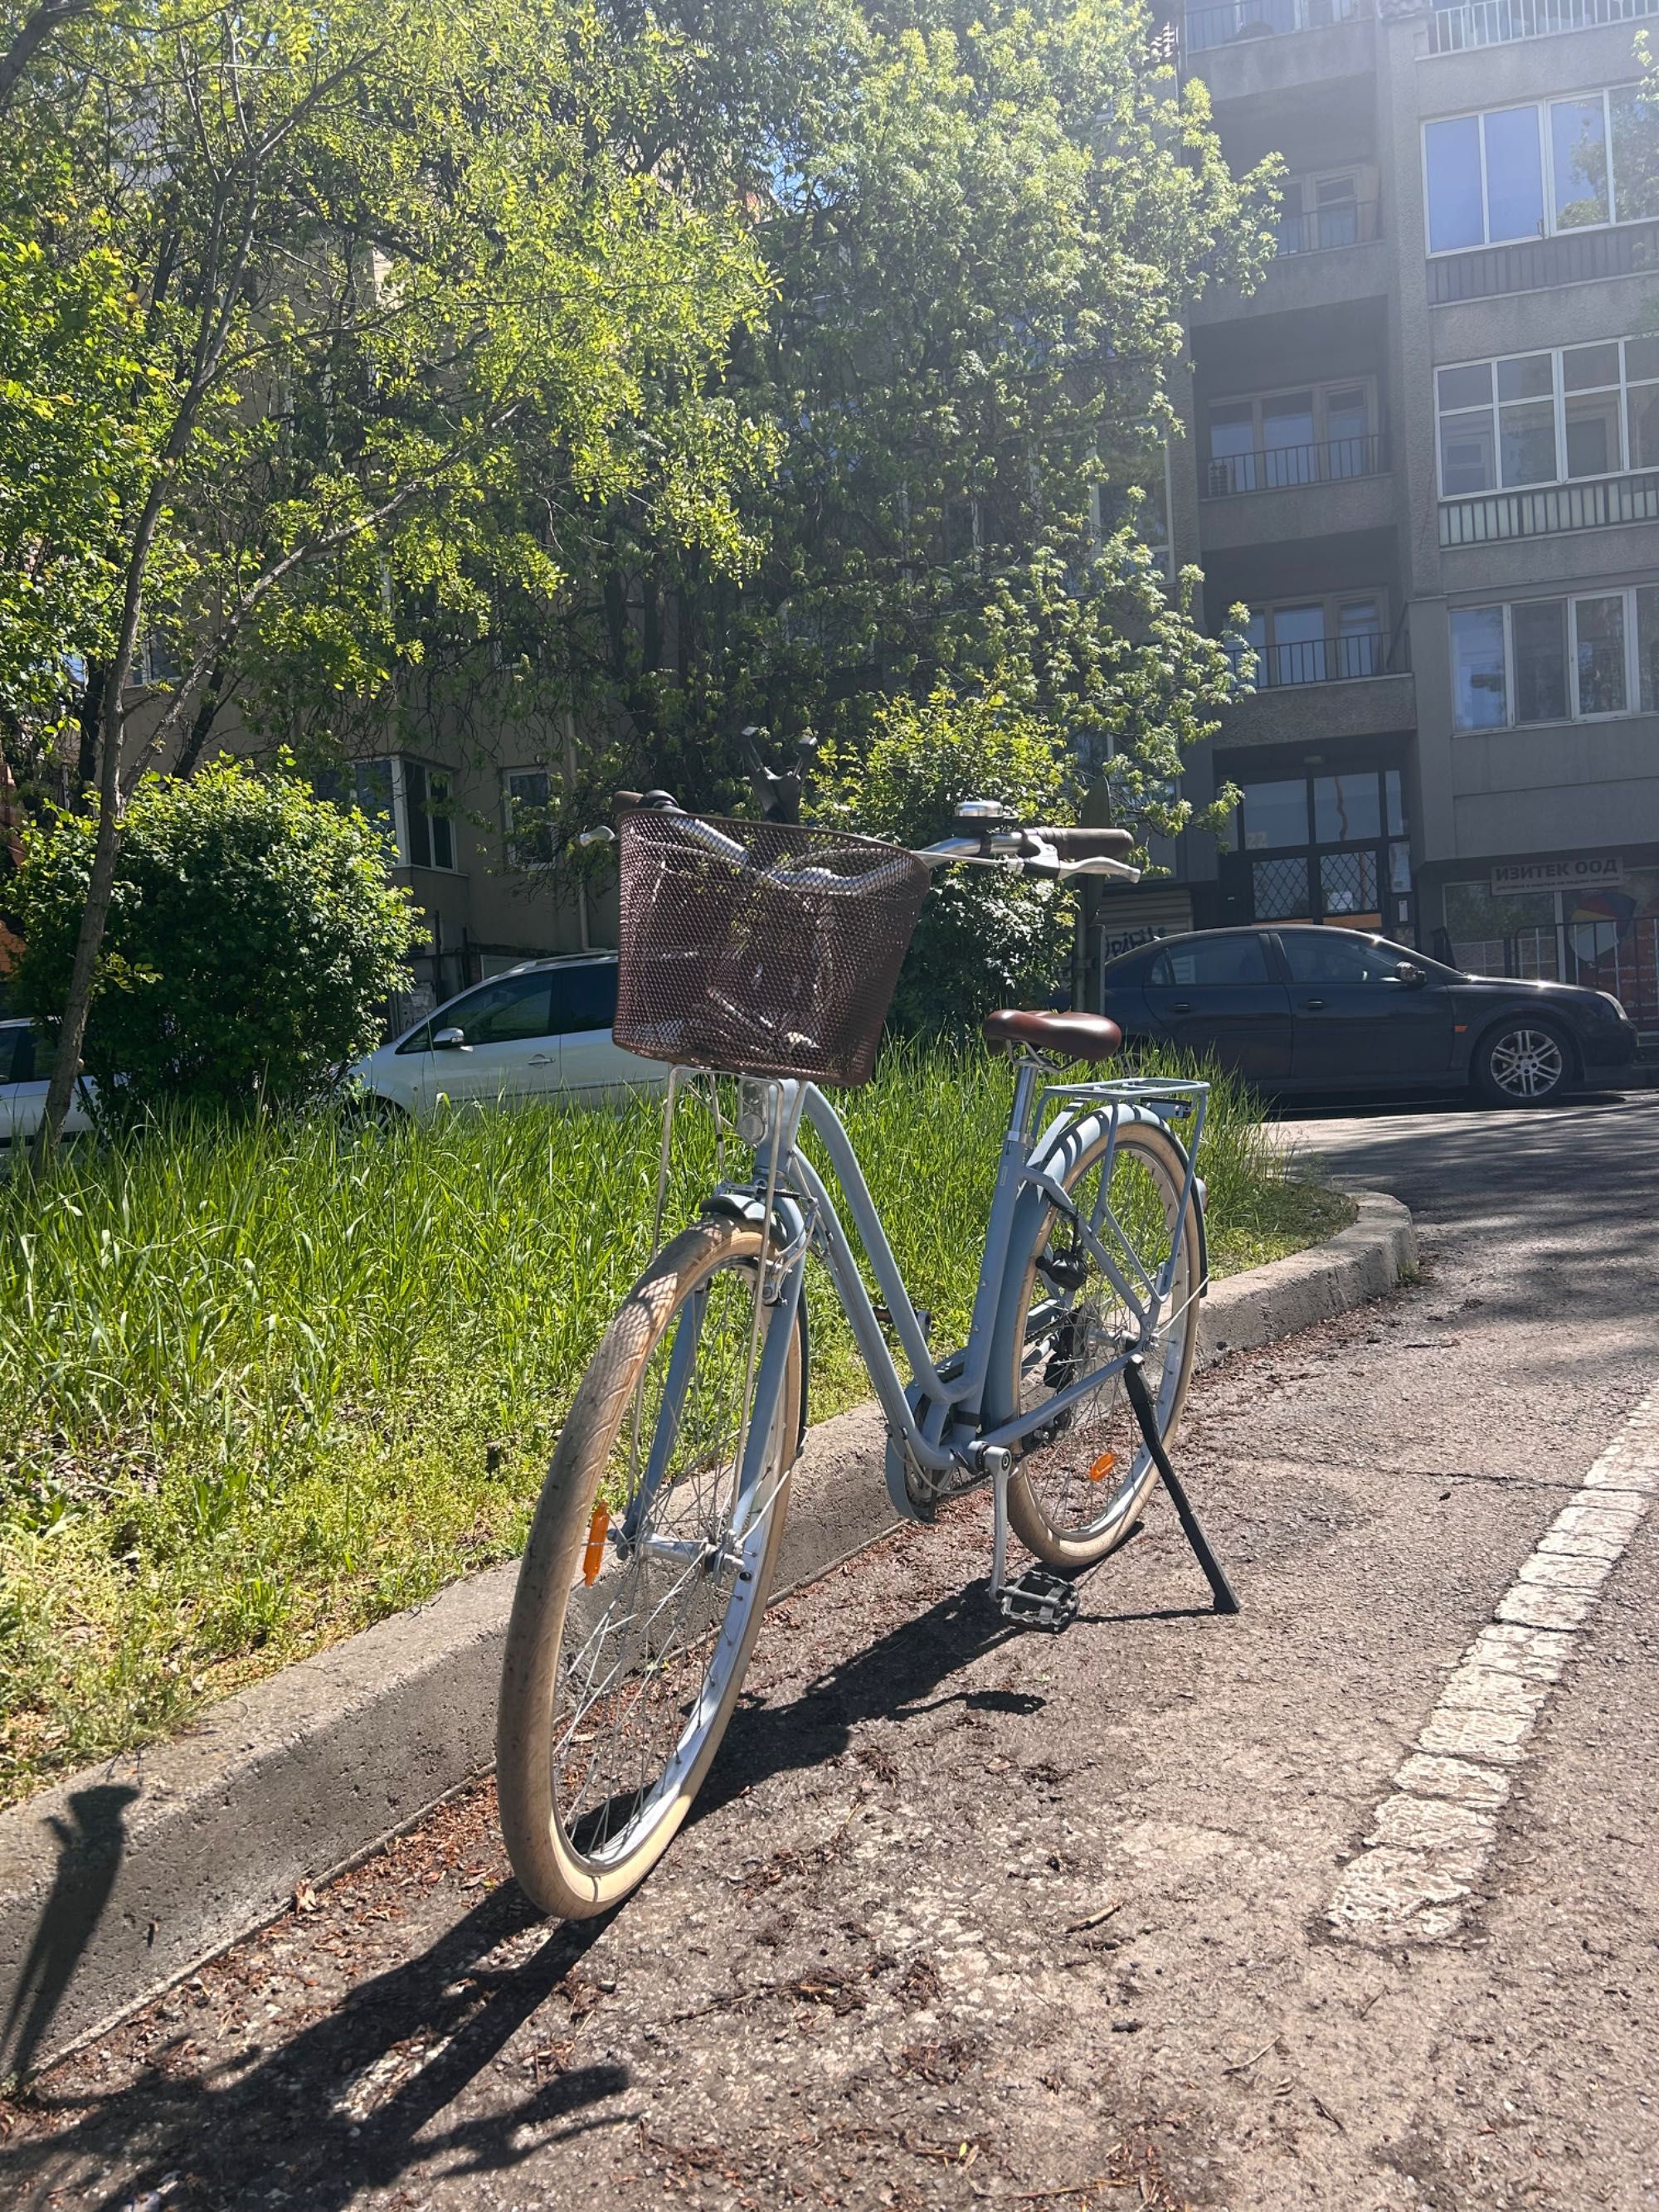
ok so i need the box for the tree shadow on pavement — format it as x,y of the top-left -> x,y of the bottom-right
0,1884 -> 631,2212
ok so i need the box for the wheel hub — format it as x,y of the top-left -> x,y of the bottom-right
1491,1028 -> 1564,1098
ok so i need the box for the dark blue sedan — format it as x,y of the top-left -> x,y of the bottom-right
1097,926 -> 1637,1105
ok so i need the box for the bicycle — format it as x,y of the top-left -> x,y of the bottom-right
496,794 -> 1235,1919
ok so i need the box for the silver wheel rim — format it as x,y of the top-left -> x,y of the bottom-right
1016,1136 -> 1189,1544
552,1255 -> 781,1872
1488,1026 -> 1564,1101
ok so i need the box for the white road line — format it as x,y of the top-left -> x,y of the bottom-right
1327,1387 -> 1659,1946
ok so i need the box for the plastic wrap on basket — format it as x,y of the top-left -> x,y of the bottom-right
612,811 -> 931,1087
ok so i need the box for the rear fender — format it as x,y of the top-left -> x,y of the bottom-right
981,1104 -> 1201,1433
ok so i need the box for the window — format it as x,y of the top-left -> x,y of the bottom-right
504,768 -> 554,868
444,971 -> 554,1045
401,761 -> 455,872
1204,381 -> 1377,494
1450,589 -> 1659,728
1436,339 -> 1659,497
126,635 -> 182,690
1093,442 -> 1173,577
1149,936 -> 1270,988
315,760 -> 397,856
1313,773 -> 1383,843
0,1024 -> 58,1087
1281,933 -> 1404,984
1423,85 -> 1659,255
1511,599 -> 1567,722
1238,780 -> 1309,850
1450,605 -> 1507,727
548,962 -> 619,1034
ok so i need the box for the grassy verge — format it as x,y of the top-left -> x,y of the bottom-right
0,1048 -> 1350,1805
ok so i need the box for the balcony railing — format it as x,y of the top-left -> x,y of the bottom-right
1276,199 -> 1382,256
1424,0 -> 1659,54
1440,465 -> 1659,547
1243,628 -> 1410,687
1428,218 -> 1659,304
1204,430 -> 1389,498
1185,0 -> 1367,50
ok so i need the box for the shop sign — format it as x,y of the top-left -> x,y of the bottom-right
1490,856 -> 1623,896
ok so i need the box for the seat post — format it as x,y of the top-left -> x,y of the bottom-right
1006,1057 -> 1044,1149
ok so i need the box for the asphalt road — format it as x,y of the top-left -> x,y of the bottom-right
5,1088 -> 1659,2212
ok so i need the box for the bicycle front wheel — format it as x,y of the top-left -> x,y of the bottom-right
1001,1116 -> 1201,1571
497,1217 -> 802,1918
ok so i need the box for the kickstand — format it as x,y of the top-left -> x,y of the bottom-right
1121,1354 -> 1240,1616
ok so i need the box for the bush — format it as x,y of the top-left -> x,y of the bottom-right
9,758 -> 417,1121
810,686 -> 1074,1035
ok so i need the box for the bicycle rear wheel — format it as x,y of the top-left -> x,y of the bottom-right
497,1217 -> 802,1918
1000,1117 -> 1201,1570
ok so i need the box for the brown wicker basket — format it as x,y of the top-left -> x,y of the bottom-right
612,811 -> 931,1087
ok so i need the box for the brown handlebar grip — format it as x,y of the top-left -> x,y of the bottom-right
1029,826 -> 1135,859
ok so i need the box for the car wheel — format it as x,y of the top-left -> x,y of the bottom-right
1472,1018 -> 1574,1107
343,1093 -> 408,1134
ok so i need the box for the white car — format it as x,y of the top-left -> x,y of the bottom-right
0,1017 -> 95,1157
348,954 -> 665,1120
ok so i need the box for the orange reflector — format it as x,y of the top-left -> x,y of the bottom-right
1088,1451 -> 1117,1482
582,1503 -> 610,1585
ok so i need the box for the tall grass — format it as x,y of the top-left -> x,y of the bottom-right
0,1047 -> 1342,1801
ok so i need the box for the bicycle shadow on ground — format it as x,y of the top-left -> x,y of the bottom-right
697,1561 -> 1228,1826
0,1886 -> 631,2212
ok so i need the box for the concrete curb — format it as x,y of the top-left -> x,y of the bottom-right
0,1188 -> 1413,2076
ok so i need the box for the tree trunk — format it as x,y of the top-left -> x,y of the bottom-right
34,678 -> 126,1157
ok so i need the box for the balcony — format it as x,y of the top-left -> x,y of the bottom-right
1428,218 -> 1659,305
1423,0 -> 1659,55
1246,626 -> 1411,687
1185,0 -> 1366,48
1204,430 -> 1388,499
1277,200 -> 1381,257
1439,465 -> 1659,547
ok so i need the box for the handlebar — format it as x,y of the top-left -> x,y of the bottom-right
604,790 -> 1141,883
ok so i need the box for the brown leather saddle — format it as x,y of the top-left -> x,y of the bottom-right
981,1009 -> 1122,1062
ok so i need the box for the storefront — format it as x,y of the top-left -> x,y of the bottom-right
1438,852 -> 1659,1033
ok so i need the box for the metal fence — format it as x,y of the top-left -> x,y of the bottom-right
1428,217 -> 1659,305
1248,628 -> 1409,686
1277,199 -> 1382,255
1185,0 -> 1366,47
1452,917 -> 1659,1030
1204,430 -> 1387,498
1425,0 -> 1659,52
1439,467 -> 1659,547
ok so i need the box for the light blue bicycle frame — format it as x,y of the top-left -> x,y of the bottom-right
669,1058 -> 1209,1597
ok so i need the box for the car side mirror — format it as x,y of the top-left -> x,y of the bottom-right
1394,960 -> 1428,989
433,1026 -> 468,1050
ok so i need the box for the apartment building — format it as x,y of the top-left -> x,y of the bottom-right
1092,0 -> 1659,1035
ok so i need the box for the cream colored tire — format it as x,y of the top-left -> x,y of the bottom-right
497,1218 -> 801,1918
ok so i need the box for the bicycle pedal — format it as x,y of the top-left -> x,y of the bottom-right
995,1568 -> 1079,1633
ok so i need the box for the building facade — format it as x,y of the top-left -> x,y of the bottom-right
1094,0 -> 1659,1037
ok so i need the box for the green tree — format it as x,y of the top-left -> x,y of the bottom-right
0,0 -> 774,1145
8,759 -> 419,1118
467,0 -> 1274,862
812,683 -> 1073,1034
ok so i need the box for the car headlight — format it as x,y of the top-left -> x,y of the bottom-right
1597,991 -> 1628,1021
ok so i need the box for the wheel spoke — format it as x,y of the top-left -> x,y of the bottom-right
542,1242 -> 786,1877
